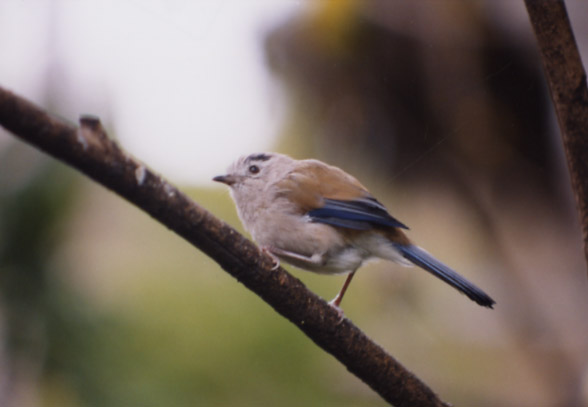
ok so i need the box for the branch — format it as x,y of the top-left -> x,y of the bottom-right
524,0 -> 588,269
0,86 -> 449,407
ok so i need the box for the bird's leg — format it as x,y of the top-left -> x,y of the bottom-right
328,270 -> 357,319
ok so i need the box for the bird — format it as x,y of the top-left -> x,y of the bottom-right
213,152 -> 495,311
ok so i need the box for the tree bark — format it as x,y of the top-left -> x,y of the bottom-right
524,0 -> 588,270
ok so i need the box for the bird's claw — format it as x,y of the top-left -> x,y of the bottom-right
261,247 -> 280,270
328,299 -> 346,323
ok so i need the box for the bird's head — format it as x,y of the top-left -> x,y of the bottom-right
213,152 -> 295,196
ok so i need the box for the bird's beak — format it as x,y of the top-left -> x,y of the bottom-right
213,174 -> 237,186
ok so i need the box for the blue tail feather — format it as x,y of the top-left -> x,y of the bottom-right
396,245 -> 495,308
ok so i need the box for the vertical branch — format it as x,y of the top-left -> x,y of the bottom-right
524,0 -> 588,269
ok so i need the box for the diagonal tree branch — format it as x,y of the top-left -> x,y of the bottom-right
0,85 -> 449,407
524,0 -> 588,270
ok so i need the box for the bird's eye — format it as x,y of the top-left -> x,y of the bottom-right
248,165 -> 260,174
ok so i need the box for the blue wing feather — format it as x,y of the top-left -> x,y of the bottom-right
307,198 -> 409,230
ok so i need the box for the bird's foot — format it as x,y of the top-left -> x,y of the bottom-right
328,298 -> 346,323
261,246 -> 280,270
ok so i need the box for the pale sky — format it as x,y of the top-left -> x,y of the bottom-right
0,0 -> 305,183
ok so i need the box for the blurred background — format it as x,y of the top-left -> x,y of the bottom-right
1,1 -> 588,406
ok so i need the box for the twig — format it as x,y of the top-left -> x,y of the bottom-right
0,86 -> 449,407
524,0 -> 588,269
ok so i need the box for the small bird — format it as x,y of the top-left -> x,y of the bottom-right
213,152 -> 495,310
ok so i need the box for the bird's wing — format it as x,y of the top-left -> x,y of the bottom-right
307,197 -> 408,230
275,159 -> 408,231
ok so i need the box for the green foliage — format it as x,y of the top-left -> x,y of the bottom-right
0,144 -> 79,372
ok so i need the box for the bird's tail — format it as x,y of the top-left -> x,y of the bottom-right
395,244 -> 495,308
